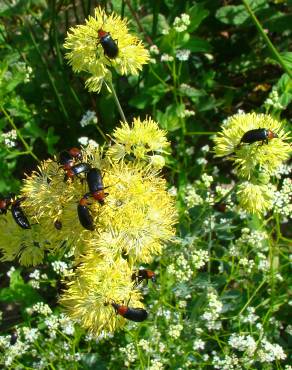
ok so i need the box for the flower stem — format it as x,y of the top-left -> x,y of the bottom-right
242,0 -> 292,79
107,79 -> 128,123
1,106 -> 40,163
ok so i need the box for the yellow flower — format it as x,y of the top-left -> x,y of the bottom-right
107,117 -> 170,168
85,162 -> 177,263
60,255 -> 144,335
0,213 -> 49,266
214,112 -> 291,179
64,7 -> 149,92
20,142 -> 176,264
237,182 -> 274,215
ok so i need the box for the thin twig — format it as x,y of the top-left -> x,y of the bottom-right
124,0 -> 153,45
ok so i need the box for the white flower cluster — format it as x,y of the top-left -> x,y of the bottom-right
240,306 -> 259,324
273,178 -> 292,218
120,342 -> 137,366
28,269 -> 48,289
228,334 -> 257,356
44,313 -> 75,338
78,136 -> 99,147
26,302 -> 52,316
191,249 -> 209,269
2,129 -> 17,148
0,336 -> 29,367
193,338 -> 205,351
196,157 -> 207,165
22,327 -> 39,344
80,110 -> 98,127
180,109 -> 195,118
161,53 -> 174,62
176,49 -> 191,61
264,90 -> 284,110
51,260 -> 71,275
202,291 -> 223,330
257,338 -> 286,362
11,62 -> 33,83
213,353 -> 243,370
149,358 -> 164,370
185,184 -> 203,208
235,228 -> 268,252
173,13 -> 191,32
168,324 -> 183,339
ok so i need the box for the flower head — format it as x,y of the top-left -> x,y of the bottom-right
237,182 -> 274,215
60,256 -> 144,335
214,112 -> 291,179
0,213 -> 47,266
64,7 -> 149,92
108,117 -> 170,168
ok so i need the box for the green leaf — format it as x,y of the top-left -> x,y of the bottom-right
182,36 -> 212,53
216,0 -> 268,25
188,4 -> 210,32
279,52 -> 292,70
156,104 -> 185,132
216,4 -> 248,25
0,269 -> 41,306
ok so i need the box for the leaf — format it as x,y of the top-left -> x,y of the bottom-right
216,5 -> 249,25
182,36 -> 212,53
216,0 -> 268,26
188,3 -> 210,32
279,52 -> 292,70
129,84 -> 167,109
0,269 -> 41,306
156,104 -> 185,132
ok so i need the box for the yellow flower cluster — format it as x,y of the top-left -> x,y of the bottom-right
0,118 -> 177,335
213,112 -> 291,215
107,117 -> 170,169
64,7 -> 149,92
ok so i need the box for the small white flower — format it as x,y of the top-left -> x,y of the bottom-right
51,261 -> 70,275
80,110 -> 98,127
150,45 -> 160,55
78,136 -> 89,146
176,49 -> 191,61
161,54 -> 174,62
196,157 -> 208,165
174,13 -> 190,32
186,146 -> 195,156
7,266 -> 16,278
2,130 -> 17,148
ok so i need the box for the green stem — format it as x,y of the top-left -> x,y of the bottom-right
1,106 -> 40,162
238,278 -> 266,316
242,0 -> 292,79
107,79 -> 127,123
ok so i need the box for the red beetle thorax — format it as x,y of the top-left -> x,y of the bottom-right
267,130 -> 277,139
0,200 -> 7,209
98,29 -> 108,38
117,305 -> 128,316
68,147 -> 81,159
63,161 -> 73,170
79,197 -> 88,206
93,190 -> 104,201
146,270 -> 155,278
